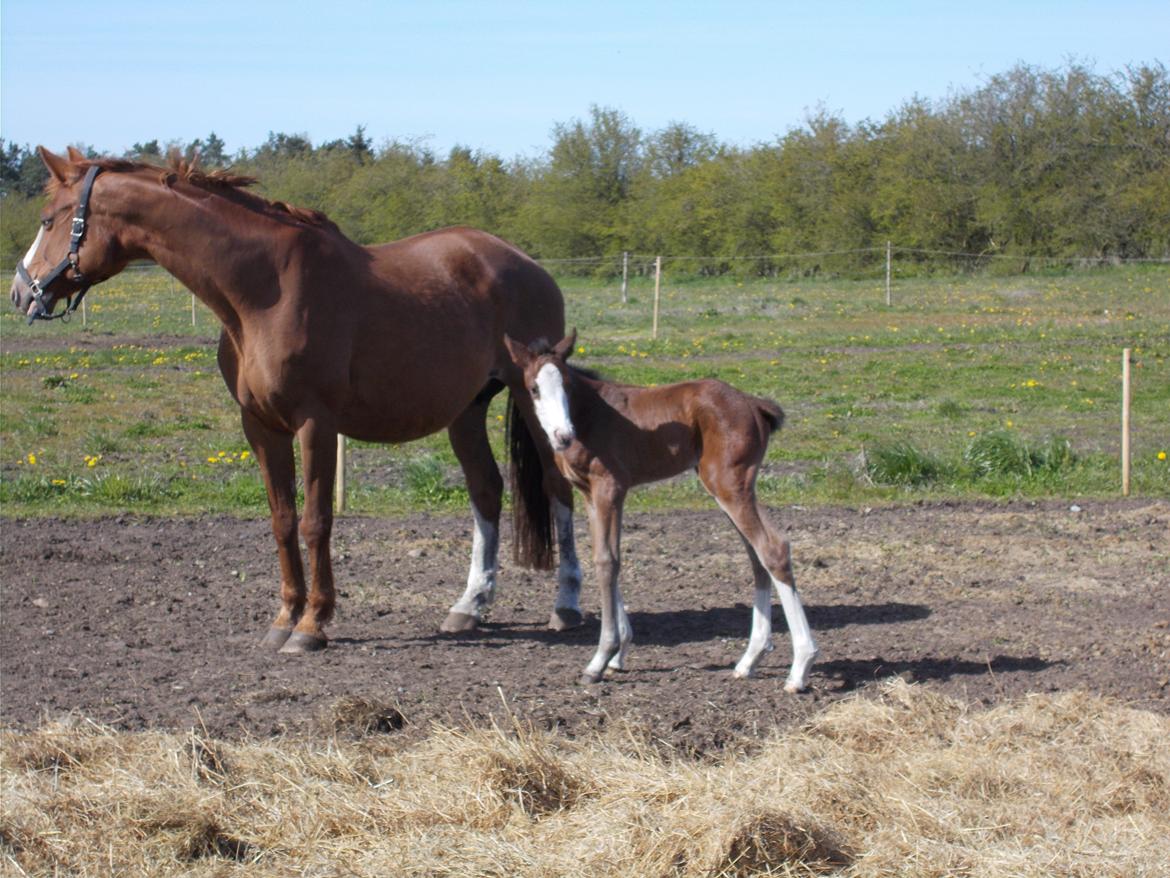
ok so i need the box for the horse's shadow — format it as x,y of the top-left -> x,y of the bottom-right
342,601 -> 932,651
813,653 -> 1061,687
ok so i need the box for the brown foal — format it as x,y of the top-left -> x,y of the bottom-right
503,332 -> 819,689
10,147 -> 586,654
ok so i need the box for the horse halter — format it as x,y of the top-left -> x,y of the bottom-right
17,164 -> 102,324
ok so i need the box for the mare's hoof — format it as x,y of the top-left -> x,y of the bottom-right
783,680 -> 810,694
579,671 -> 603,685
549,608 -> 583,631
440,612 -> 479,634
278,631 -> 328,654
260,626 -> 294,650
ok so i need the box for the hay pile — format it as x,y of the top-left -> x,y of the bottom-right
2,680 -> 1167,877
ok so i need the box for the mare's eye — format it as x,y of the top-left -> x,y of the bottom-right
530,385 -> 541,400
41,218 -> 53,229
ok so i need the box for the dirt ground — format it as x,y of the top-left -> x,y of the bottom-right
2,500 -> 1167,752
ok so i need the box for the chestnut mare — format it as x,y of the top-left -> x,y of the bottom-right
9,147 -> 586,653
503,331 -> 819,690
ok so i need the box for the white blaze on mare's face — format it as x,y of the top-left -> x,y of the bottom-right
22,226 -> 45,268
533,362 -> 575,450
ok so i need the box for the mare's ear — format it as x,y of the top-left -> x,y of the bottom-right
38,147 -> 73,184
66,145 -> 87,163
552,328 -> 578,361
502,334 -> 531,366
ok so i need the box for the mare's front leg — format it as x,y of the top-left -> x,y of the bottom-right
242,411 -> 307,650
442,393 -> 504,633
280,415 -> 338,653
581,487 -> 630,683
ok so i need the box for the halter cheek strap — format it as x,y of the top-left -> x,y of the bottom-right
17,164 -> 102,324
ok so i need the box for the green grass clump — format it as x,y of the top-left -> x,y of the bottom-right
864,442 -> 947,487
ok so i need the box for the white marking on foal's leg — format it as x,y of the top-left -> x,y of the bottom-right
448,506 -> 499,619
553,499 -> 582,616
774,577 -> 818,692
734,584 -> 774,678
606,583 -> 633,671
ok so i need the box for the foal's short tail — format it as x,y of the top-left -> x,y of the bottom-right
755,397 -> 786,435
506,392 -> 555,571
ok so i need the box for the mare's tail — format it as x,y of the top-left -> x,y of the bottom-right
755,398 -> 786,435
506,392 -> 555,570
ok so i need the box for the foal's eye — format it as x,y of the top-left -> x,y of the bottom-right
41,218 -> 53,229
530,385 -> 541,400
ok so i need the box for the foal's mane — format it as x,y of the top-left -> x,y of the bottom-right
525,338 -> 602,382
54,153 -> 340,233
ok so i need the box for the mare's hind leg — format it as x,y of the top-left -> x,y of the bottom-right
442,388 -> 505,633
241,411 -> 307,651
701,463 -> 818,692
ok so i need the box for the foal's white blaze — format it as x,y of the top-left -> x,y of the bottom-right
533,363 -> 575,450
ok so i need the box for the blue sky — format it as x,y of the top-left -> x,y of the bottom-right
2,1 -> 1166,159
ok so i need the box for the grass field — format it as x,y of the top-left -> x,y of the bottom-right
2,263 -> 1168,515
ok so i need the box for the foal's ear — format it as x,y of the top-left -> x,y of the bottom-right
502,334 -> 531,366
552,328 -> 578,361
66,145 -> 87,163
38,146 -> 74,184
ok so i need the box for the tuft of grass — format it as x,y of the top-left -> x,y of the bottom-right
864,441 -> 947,487
404,454 -> 466,506
963,430 -> 1075,479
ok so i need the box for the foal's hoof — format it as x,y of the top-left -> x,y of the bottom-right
278,631 -> 328,654
260,626 -> 294,650
579,670 -> 604,685
548,608 -> 583,631
440,612 -> 479,634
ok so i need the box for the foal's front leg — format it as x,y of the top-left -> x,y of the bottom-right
582,488 -> 629,683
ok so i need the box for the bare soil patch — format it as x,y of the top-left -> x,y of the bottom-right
2,500 -> 1167,752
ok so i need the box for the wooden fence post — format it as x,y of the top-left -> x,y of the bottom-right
621,251 -> 629,304
885,241 -> 892,306
336,434 -> 347,512
1122,348 -> 1132,496
652,255 -> 662,339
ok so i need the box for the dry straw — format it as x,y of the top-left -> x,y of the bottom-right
2,680 -> 1167,877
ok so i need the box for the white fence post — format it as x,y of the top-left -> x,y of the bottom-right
621,251 -> 629,304
1122,348 -> 1132,496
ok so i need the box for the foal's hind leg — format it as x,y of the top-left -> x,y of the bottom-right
442,390 -> 505,633
702,465 -> 818,692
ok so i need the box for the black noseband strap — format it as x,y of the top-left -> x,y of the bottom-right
17,164 -> 102,324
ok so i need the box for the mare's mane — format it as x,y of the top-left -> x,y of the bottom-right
53,153 -> 340,233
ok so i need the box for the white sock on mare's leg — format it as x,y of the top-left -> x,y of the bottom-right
553,499 -> 583,618
449,506 -> 499,619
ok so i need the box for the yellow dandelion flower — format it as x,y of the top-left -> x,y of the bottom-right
26,453 -> 36,465
1159,451 -> 1167,461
